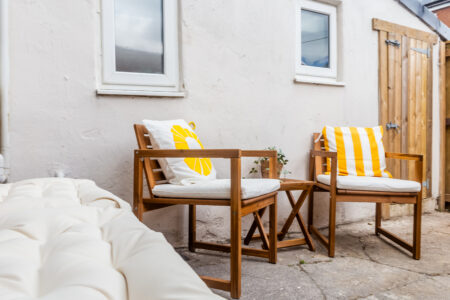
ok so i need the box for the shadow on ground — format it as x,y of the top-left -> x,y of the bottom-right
177,212 -> 450,300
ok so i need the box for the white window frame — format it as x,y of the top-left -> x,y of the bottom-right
98,0 -> 183,97
295,0 -> 338,83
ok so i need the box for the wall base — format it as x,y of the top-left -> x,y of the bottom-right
389,197 -> 436,218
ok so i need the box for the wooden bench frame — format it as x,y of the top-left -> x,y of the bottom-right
133,124 -> 278,299
308,133 -> 423,259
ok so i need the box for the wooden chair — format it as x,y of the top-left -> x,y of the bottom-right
133,124 -> 278,299
308,133 -> 423,259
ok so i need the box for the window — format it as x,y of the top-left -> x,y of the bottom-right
296,0 -> 340,85
301,9 -> 329,68
98,0 -> 182,97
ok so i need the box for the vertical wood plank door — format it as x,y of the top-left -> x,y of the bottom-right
374,19 -> 437,217
445,42 -> 450,203
438,41 -> 446,211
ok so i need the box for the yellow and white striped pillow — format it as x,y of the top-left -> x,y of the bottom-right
322,126 -> 392,178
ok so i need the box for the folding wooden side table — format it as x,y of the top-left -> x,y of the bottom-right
244,179 -> 315,251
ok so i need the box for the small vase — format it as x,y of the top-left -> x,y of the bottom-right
260,160 -> 283,178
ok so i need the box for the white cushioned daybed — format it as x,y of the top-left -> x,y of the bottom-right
0,178 -> 223,300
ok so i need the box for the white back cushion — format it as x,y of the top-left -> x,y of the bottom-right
143,119 -> 217,184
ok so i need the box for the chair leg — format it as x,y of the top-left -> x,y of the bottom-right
413,193 -> 422,260
375,195 -> 421,260
230,206 -> 241,299
375,203 -> 381,236
133,155 -> 144,222
328,195 -> 336,257
136,203 -> 144,222
269,195 -> 277,264
308,189 -> 314,234
189,205 -> 196,252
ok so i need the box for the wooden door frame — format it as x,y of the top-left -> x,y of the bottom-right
374,18 -> 438,218
439,41 -> 445,211
373,19 -> 437,44
439,41 -> 449,211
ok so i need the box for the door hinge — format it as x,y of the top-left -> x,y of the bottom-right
385,39 -> 400,47
411,47 -> 430,58
386,122 -> 400,132
422,179 -> 429,189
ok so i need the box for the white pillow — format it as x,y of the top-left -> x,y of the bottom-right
143,119 -> 217,184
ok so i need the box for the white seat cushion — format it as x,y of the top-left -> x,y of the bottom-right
152,179 -> 281,199
317,175 -> 421,193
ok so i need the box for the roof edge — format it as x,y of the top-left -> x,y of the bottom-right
426,0 -> 450,10
399,0 -> 450,41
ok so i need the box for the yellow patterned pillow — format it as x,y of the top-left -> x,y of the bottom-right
143,119 -> 216,184
322,126 -> 392,177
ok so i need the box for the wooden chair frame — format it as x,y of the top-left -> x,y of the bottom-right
133,125 -> 278,299
308,133 -> 423,259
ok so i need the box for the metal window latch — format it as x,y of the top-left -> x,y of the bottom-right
385,39 -> 400,47
411,47 -> 430,58
386,122 -> 400,131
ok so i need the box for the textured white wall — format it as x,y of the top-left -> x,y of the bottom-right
8,0 -> 440,245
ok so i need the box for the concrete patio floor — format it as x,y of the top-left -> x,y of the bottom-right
177,211 -> 450,300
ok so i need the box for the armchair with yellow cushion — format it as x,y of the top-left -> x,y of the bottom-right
309,126 -> 423,259
133,120 -> 281,299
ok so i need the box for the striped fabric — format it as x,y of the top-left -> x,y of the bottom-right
322,126 -> 392,178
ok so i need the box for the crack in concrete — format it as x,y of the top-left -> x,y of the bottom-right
294,231 -> 450,299
311,229 -> 450,279
293,250 -> 430,300
359,277 -> 425,300
297,263 -> 327,300
355,236 -> 450,277
289,249 -> 449,300
351,241 -> 430,298
292,228 -> 450,279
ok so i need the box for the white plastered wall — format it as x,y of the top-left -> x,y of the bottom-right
6,0 -> 441,245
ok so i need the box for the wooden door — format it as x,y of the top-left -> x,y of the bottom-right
373,19 -> 437,216
445,42 -> 450,205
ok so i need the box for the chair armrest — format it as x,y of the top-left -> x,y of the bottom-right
241,150 -> 277,158
134,149 -> 241,158
385,152 -> 423,183
133,149 -> 247,208
311,150 -> 337,158
310,150 -> 338,191
385,152 -> 423,161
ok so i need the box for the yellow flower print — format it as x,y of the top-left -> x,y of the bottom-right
171,125 -> 213,176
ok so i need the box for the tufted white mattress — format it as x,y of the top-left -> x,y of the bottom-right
0,178 -> 223,300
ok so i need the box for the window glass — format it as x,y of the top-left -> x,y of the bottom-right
301,9 -> 329,68
114,0 -> 164,74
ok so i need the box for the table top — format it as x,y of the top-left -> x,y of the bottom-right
279,178 -> 314,191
